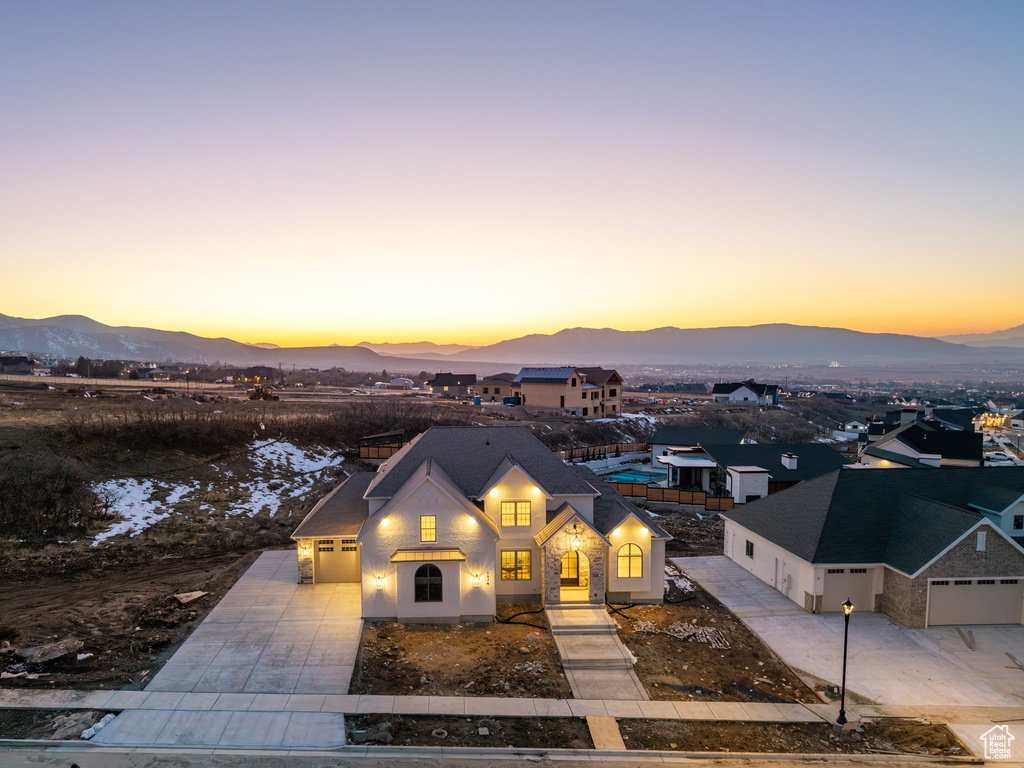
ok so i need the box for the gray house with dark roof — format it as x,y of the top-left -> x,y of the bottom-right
721,467 -> 1024,627
293,426 -> 669,621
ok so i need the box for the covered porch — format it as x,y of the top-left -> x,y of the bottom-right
536,510 -> 608,606
656,454 -> 716,491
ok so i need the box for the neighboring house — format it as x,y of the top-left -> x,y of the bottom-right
664,442 -> 852,501
0,356 -> 35,375
388,378 -> 414,390
511,367 -> 623,417
710,381 -> 779,406
427,372 -> 477,397
843,419 -> 868,433
477,372 -> 517,402
649,426 -> 747,487
292,426 -> 669,621
858,422 -> 983,468
927,407 -> 980,432
722,467 -> 1024,627
1010,412 -> 1024,430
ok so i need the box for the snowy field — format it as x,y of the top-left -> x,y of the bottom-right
92,440 -> 343,545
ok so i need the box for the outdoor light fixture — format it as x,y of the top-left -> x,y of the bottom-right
472,573 -> 482,587
467,515 -> 477,525
374,575 -> 384,590
490,488 -> 499,497
639,527 -> 648,536
532,486 -> 540,495
299,542 -> 311,556
569,523 -> 582,550
837,598 -> 855,726
380,517 -> 390,527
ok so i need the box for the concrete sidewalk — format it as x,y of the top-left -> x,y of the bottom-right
0,687 -> 825,722
546,605 -> 649,700
145,550 -> 362,695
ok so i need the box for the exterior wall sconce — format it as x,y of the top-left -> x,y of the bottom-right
299,542 -> 311,556
374,575 -> 384,590
471,573 -> 482,587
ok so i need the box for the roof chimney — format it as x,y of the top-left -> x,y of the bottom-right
781,452 -> 798,470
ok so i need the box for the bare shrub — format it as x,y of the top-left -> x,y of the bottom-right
0,453 -> 105,539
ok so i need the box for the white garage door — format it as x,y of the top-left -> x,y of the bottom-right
314,538 -> 360,583
822,568 -> 875,613
928,578 -> 1023,626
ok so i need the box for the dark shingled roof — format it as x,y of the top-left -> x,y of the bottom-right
701,443 -> 851,482
291,473 -> 374,539
862,444 -> 931,468
650,426 -> 747,447
928,408 -> 976,432
723,467 -> 1024,570
428,372 -> 476,386
365,426 -> 597,499
577,367 -> 623,385
883,423 -> 983,462
711,380 -> 779,396
571,466 -> 670,539
513,367 -> 578,384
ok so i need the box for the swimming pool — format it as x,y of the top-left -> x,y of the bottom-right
605,469 -> 667,484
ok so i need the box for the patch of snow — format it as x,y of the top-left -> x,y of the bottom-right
230,440 -> 343,517
77,653 -> 93,661
92,479 -> 197,545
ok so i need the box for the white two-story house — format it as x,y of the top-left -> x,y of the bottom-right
292,426 -> 669,622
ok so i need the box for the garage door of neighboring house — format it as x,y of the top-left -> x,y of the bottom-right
927,578 -> 1024,626
821,568 -> 874,613
314,538 -> 360,583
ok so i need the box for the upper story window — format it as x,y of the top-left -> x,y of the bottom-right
571,378 -> 577,387
1014,515 -> 1023,530
500,500 -> 531,527
420,515 -> 436,542
977,530 -> 987,551
609,388 -> 617,397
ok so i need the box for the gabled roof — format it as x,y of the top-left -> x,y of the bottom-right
650,426 -> 747,447
577,367 -> 623,385
711,380 -> 779,396
480,372 -> 517,382
478,455 -> 553,500
357,457 -> 500,542
291,472 -> 374,539
534,502 -> 610,548
700,443 -> 851,483
876,422 -> 983,462
513,367 -> 578,384
928,408 -> 976,431
968,483 -> 1024,513
428,372 -> 477,386
723,466 -> 1024,569
365,426 -> 597,500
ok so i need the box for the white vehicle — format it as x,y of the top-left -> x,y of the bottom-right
984,451 -> 1015,464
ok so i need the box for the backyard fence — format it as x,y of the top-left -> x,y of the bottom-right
607,481 -> 736,512
358,444 -> 404,459
555,442 -> 650,461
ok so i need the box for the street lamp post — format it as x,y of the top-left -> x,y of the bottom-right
837,598 -> 854,726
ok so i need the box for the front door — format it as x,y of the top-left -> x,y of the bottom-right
560,550 -> 579,586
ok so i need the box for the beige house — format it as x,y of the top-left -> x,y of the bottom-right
477,372 -> 516,402
511,367 -> 623,417
292,426 -> 668,622
722,467 -> 1024,627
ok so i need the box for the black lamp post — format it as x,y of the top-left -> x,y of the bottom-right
836,598 -> 854,726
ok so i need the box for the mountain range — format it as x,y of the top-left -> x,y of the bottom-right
938,323 -> 1024,348
3,312 -> 1024,370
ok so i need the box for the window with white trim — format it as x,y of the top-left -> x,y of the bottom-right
500,500 -> 530,527
617,543 -> 643,578
977,531 -> 987,551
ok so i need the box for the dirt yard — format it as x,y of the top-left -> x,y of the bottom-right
351,605 -> 571,698
618,719 -> 969,756
642,504 -> 724,557
348,714 -> 593,749
0,708 -> 112,740
0,550 -> 262,689
611,576 -> 817,703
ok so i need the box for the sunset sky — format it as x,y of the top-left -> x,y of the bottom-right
2,1 -> 1023,347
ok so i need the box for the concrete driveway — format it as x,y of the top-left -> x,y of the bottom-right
146,550 -> 362,695
675,556 -> 1024,707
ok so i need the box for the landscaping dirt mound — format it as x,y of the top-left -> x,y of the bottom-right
351,604 -> 571,698
0,709 -> 111,740
611,590 -> 817,703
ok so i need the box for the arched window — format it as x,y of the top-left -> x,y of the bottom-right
414,564 -> 443,602
617,543 -> 643,578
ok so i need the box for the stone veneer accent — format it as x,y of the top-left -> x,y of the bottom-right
803,591 -> 814,612
541,517 -> 607,604
296,538 -> 314,584
881,523 -> 1024,628
873,593 -> 883,613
